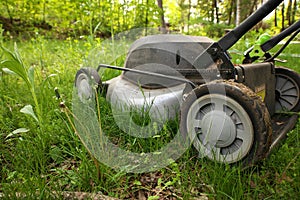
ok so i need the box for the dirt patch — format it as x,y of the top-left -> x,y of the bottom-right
0,16 -> 52,36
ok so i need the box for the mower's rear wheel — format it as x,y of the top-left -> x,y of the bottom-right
275,67 -> 300,112
180,81 -> 272,166
75,68 -> 101,102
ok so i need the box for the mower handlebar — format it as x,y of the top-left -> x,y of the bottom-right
261,20 -> 300,52
218,0 -> 283,51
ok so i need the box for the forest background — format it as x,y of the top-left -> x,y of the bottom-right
0,0 -> 299,39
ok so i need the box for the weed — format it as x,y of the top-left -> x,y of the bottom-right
0,44 -> 42,126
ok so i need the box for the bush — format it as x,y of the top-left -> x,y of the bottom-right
202,23 -> 232,38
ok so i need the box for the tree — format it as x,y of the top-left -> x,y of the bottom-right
282,2 -> 285,30
213,0 -> 219,23
236,0 -> 241,25
292,0 -> 297,24
4,0 -> 14,23
274,7 -> 278,27
0,0 -> 272,38
157,0 -> 167,33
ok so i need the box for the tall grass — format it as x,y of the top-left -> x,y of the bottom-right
0,34 -> 299,199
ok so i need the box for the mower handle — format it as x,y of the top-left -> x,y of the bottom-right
261,20 -> 300,52
97,64 -> 197,88
193,0 -> 283,75
218,0 -> 283,51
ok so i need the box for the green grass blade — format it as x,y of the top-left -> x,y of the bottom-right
20,105 -> 39,123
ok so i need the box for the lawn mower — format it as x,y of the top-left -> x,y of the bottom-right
74,0 -> 300,166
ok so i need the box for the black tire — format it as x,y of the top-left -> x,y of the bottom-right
275,67 -> 300,112
180,81 -> 272,166
74,68 -> 101,102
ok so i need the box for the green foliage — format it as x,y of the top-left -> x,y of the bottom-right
203,23 -> 232,38
0,44 -> 41,125
189,22 -> 232,38
0,0 -> 298,40
1,44 -> 32,88
0,0 -> 162,38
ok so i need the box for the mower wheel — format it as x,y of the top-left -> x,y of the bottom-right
75,68 -> 101,102
275,67 -> 300,112
180,81 -> 272,165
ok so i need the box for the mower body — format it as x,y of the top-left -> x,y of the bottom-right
106,35 -> 215,123
106,34 -> 276,122
106,75 -> 186,123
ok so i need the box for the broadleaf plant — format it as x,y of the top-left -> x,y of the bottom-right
0,43 -> 42,125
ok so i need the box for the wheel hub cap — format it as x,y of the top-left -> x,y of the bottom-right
77,75 -> 92,100
201,111 -> 236,148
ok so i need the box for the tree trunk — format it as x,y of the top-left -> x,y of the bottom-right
4,0 -> 13,23
157,0 -> 167,33
42,0 -> 46,22
187,0 -> 191,33
281,2 -> 285,30
274,8 -> 277,27
227,0 -> 234,25
213,0 -> 219,23
249,0 -> 258,17
145,0 -> 149,35
236,0 -> 241,26
179,0 -> 185,33
287,0 -> 292,26
292,0 -> 297,24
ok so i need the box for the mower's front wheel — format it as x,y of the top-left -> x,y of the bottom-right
180,81 -> 272,166
74,68 -> 101,102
